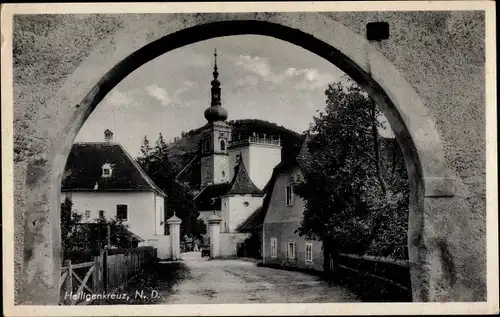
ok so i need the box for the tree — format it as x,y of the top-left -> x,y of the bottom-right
137,135 -> 153,171
189,219 -> 207,242
90,218 -> 138,249
293,79 -> 409,262
136,133 -> 202,240
60,194 -> 84,252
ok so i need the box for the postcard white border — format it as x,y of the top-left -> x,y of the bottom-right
1,1 -> 498,316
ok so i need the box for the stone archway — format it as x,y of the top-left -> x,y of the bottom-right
17,13 -> 484,304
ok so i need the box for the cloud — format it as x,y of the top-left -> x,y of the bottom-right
107,90 -> 131,106
235,75 -> 260,87
284,67 -> 337,91
104,89 -> 140,111
234,55 -> 285,84
146,84 -> 172,106
174,87 -> 189,97
184,80 -> 196,87
233,54 -> 337,90
188,52 -> 212,68
144,84 -> 196,109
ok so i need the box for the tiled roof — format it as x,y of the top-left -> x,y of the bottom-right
227,156 -> 263,196
194,182 -> 230,211
61,142 -> 165,196
194,155 -> 265,211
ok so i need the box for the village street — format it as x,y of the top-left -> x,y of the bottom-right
163,252 -> 360,304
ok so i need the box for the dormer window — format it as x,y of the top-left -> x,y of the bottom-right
220,139 -> 226,151
102,163 -> 112,178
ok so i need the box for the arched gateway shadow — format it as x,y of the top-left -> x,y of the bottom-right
23,17 -> 455,304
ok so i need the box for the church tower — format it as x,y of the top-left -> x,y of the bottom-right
200,49 -> 232,187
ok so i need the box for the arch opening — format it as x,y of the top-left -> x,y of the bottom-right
34,18 -> 453,303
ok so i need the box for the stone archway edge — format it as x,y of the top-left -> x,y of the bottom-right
16,13 -> 481,305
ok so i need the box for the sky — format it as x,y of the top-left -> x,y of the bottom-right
75,35 -> 393,157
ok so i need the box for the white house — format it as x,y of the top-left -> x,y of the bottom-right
61,130 -> 167,246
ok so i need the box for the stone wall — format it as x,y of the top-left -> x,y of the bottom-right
142,235 -> 171,260
219,233 -> 250,257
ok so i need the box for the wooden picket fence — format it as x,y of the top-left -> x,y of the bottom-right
59,247 -> 156,305
106,247 -> 156,291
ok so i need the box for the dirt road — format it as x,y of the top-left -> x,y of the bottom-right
164,252 -> 360,304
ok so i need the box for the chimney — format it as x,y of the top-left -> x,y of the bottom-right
104,129 -> 114,143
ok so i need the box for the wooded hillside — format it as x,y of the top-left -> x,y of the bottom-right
168,119 -> 303,174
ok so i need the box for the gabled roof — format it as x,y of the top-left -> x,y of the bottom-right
194,182 -> 230,211
194,155 -> 265,211
236,206 -> 264,233
226,155 -> 263,196
61,142 -> 165,197
258,135 -> 310,226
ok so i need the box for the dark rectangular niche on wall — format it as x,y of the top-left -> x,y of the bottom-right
366,22 -> 390,41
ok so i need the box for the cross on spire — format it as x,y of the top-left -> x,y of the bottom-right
213,49 -> 219,79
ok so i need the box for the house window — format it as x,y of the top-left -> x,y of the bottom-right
220,139 -> 226,151
116,205 -> 128,221
287,241 -> 296,260
305,243 -> 313,263
85,210 -> 91,219
270,237 -> 277,259
286,185 -> 293,206
101,163 -> 112,178
222,171 -> 225,178
99,210 -> 105,219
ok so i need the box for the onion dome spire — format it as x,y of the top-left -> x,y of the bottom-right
204,49 -> 228,122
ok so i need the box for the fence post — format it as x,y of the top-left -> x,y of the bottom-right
92,255 -> 101,294
167,214 -> 182,260
103,248 -> 109,293
207,214 -> 222,259
64,260 -> 73,305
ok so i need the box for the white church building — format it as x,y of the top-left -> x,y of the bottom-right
176,50 -> 282,255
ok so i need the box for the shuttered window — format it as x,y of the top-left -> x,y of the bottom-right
270,237 -> 277,258
286,185 -> 293,206
287,241 -> 296,260
305,243 -> 313,263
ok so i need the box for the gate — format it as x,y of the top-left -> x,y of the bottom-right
59,256 -> 103,305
